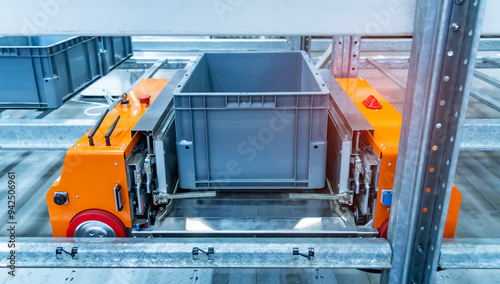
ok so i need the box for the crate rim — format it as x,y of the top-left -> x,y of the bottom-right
173,50 -> 331,96
0,36 -> 91,49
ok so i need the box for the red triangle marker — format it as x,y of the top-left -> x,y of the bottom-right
362,95 -> 383,109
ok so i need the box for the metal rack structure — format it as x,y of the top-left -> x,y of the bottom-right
1,0 -> 500,283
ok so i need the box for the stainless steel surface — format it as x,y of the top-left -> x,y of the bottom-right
79,69 -> 149,98
136,192 -> 377,238
0,119 -> 95,150
0,237 -> 392,269
384,0 -> 486,283
461,119 -> 500,150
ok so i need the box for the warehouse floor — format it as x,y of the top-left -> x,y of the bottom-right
0,47 -> 499,283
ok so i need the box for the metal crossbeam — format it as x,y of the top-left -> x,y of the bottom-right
440,238 -> 500,269
1,237 -> 392,269
366,58 -> 406,90
474,70 -> 500,89
132,38 -> 500,53
0,119 -> 95,150
470,91 -> 500,112
461,119 -> 500,151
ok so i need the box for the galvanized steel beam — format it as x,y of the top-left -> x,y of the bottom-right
440,238 -> 500,269
460,119 -> 500,151
0,119 -> 95,150
132,38 -> 500,53
1,237 -> 392,269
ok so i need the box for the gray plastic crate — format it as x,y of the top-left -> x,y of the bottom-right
99,36 -> 133,75
174,51 -> 329,189
0,36 -> 101,109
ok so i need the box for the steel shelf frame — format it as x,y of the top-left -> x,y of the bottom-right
0,0 -> 498,283
382,0 -> 486,283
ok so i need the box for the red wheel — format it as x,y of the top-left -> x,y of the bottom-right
66,209 -> 128,237
378,219 -> 389,239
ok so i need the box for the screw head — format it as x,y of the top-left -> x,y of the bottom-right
451,22 -> 461,32
114,163 -> 118,167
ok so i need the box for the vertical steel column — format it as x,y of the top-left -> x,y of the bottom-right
331,36 -> 360,78
289,36 -> 312,55
382,1 -> 485,284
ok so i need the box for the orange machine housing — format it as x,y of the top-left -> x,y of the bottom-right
46,79 -> 169,237
47,76 -> 460,238
336,78 -> 461,237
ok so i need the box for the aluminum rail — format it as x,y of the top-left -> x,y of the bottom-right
132,38 -> 500,53
366,58 -> 406,90
470,91 -> 500,113
0,237 -> 392,269
440,238 -> 500,269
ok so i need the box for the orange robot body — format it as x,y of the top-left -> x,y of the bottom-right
337,78 -> 461,237
46,79 -> 169,237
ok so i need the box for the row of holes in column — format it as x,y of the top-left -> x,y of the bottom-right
336,40 -> 358,71
422,0 -> 477,218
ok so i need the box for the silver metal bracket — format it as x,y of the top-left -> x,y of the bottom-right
293,247 -> 315,260
56,247 -> 78,260
192,247 -> 214,261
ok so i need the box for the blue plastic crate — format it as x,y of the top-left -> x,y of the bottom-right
99,36 -> 133,75
0,36 -> 102,109
174,51 -> 330,189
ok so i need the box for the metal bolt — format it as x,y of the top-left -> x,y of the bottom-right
89,231 -> 94,236
451,22 -> 461,32
455,0 -> 464,5
76,196 -> 79,199
114,163 -> 118,167
417,245 -> 424,255
388,163 -> 392,167
99,233 -> 104,237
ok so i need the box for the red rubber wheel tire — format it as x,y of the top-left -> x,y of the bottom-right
66,209 -> 128,237
378,219 -> 389,239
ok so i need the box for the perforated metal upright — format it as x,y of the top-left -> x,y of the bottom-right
331,36 -> 361,78
382,0 -> 486,283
